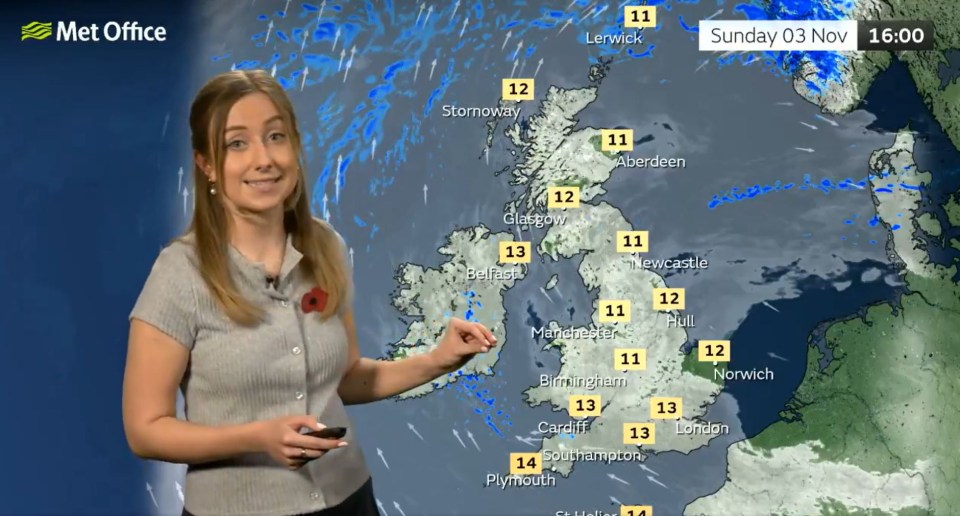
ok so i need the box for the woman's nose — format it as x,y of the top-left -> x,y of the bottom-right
249,139 -> 273,170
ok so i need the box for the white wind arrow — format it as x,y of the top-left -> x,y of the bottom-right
415,3 -> 425,25
466,429 -> 480,451
407,421 -> 423,440
450,0 -> 460,21
608,472 -> 630,485
145,482 -> 159,509
343,45 -> 356,82
452,428 -> 466,448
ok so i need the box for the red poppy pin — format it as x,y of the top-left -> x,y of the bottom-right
301,286 -> 328,313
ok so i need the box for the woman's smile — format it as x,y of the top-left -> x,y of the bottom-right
243,176 -> 282,192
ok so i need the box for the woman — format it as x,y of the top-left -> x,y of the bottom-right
122,69 -> 497,516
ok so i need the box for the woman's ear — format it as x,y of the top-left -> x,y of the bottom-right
194,152 -> 214,182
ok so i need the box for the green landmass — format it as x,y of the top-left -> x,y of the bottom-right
944,193 -> 960,227
868,3 -> 960,148
681,348 -> 723,386
553,177 -> 593,189
817,498 -> 930,516
915,212 -> 942,237
746,265 -> 960,514
587,134 -> 620,160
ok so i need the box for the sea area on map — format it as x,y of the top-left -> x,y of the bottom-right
718,258 -> 899,437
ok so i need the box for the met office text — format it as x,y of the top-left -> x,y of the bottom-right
56,21 -> 167,42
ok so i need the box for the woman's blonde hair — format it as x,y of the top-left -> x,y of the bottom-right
182,69 -> 348,325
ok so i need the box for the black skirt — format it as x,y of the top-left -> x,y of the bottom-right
182,477 -> 378,516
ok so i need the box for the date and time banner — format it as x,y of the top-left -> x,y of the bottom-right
699,20 -> 934,52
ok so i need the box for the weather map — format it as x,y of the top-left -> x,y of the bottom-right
150,0 -> 960,514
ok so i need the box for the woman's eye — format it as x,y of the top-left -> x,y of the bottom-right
227,140 -> 245,149
270,132 -> 287,141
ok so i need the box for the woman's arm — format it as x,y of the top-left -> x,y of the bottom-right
337,310 -> 495,404
122,319 -> 263,463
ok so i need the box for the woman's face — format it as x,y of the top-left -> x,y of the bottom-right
210,92 -> 298,216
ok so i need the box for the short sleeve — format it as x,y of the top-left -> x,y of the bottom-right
129,242 -> 199,350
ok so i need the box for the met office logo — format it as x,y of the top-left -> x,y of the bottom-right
21,20 -> 167,42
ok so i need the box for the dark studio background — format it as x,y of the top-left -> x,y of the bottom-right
1,1 -> 196,513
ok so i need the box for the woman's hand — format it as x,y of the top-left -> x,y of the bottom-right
253,416 -> 347,470
430,317 -> 498,372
